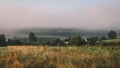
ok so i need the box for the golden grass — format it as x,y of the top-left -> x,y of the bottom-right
0,45 -> 120,68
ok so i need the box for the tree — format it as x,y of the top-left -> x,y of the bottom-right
55,38 -> 64,46
0,34 -> 6,46
88,37 -> 98,45
69,36 -> 81,46
28,32 -> 37,44
7,39 -> 23,45
108,31 -> 117,39
7,39 -> 14,45
101,36 -> 107,40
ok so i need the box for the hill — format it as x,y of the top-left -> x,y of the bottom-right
0,28 -> 120,39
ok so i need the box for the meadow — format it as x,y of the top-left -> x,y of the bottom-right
0,45 -> 120,68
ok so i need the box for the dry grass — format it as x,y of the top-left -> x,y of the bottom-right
0,45 -> 120,68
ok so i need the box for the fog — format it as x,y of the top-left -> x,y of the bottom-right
0,0 -> 120,30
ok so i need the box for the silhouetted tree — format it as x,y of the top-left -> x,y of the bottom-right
108,31 -> 117,39
101,36 -> 107,40
81,39 -> 87,45
88,37 -> 98,45
0,34 -> 6,46
7,39 -> 23,45
42,40 -> 51,45
28,32 -> 37,44
14,39 -> 23,45
55,38 -> 64,46
7,39 -> 14,45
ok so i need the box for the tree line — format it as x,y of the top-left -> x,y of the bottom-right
0,30 -> 118,46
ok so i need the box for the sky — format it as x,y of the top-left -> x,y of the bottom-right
0,0 -> 120,30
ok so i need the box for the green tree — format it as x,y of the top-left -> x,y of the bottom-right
7,39 -> 14,45
70,36 -> 81,46
101,36 -> 107,40
108,31 -> 117,39
55,38 -> 64,46
14,39 -> 23,45
0,34 -> 6,46
89,37 -> 98,45
7,39 -> 22,45
28,32 -> 37,44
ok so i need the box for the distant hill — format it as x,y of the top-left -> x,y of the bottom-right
0,28 -> 120,39
14,28 -> 120,38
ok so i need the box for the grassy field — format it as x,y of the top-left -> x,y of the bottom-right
103,39 -> 120,43
0,45 -> 120,68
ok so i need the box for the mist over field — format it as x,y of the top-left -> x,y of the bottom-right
0,1 -> 120,68
0,0 -> 120,39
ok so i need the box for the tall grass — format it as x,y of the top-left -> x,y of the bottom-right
0,46 -> 120,68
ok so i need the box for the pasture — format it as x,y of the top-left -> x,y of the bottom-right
103,39 -> 120,43
0,46 -> 120,68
